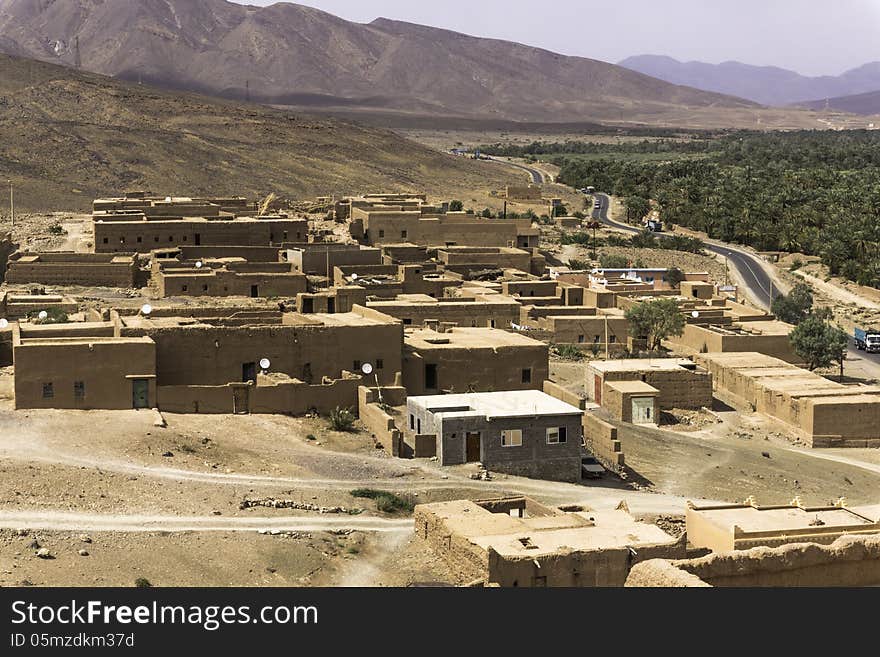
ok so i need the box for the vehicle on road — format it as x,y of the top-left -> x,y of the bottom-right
581,455 -> 605,479
855,327 -> 880,353
593,199 -> 602,209
645,218 -> 663,232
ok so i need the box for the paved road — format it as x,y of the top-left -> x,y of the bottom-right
590,193 -> 880,371
591,194 -> 776,308
488,156 -> 545,184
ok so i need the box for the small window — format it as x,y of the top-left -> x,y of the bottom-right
182,236 -> 187,242
609,335 -> 617,344
547,426 -> 567,444
379,230 -> 385,238
577,335 -> 585,343
283,231 -> 288,240
182,285 -> 188,292
501,429 -> 522,447
136,236 -> 142,243
42,383 -> 54,399
74,381 -> 85,399
353,360 -> 361,372
521,368 -> 532,384
410,414 -> 415,430
202,284 -> 208,292
120,237 -> 125,244
376,359 -> 384,370
401,230 -> 407,239
102,237 -> 109,244
154,237 -> 159,243
168,236 -> 173,242
402,318 -> 412,325
593,335 -> 601,343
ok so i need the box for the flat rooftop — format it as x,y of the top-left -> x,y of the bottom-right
408,390 -> 582,419
605,380 -> 660,395
421,499 -> 676,558
689,503 -> 879,534
589,358 -> 698,374
405,327 -> 545,350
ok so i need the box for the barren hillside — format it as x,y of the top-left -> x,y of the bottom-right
0,54 -> 518,211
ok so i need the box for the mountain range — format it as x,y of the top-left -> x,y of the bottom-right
0,0 -> 820,128
619,54 -> 880,111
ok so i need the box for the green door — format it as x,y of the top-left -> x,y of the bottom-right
132,379 -> 150,409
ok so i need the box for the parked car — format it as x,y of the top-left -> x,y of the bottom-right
581,455 -> 605,479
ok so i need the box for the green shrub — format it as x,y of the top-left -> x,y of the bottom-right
553,344 -> 585,360
350,489 -> 414,514
328,407 -> 356,432
134,578 -> 152,588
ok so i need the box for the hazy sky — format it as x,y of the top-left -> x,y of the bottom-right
235,0 -> 880,76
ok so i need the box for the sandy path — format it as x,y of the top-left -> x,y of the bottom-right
793,270 -> 880,310
0,509 -> 414,533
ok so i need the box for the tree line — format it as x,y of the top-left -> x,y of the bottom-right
547,130 -> 880,288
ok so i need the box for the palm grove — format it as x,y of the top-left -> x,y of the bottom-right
483,130 -> 880,289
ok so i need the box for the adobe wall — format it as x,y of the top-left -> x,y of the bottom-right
366,299 -> 521,329
120,320 -> 403,387
14,338 -> 157,410
595,368 -> 713,410
288,245 -> 382,275
177,246 -> 282,262
402,342 -> 549,396
157,375 -> 362,415
6,253 -> 137,287
582,412 -> 624,470
487,536 -> 686,587
413,506 -> 490,583
358,211 -> 534,249
544,315 -> 629,350
668,324 -> 798,363
95,218 -> 308,253
357,385 -> 406,456
626,534 -> 880,587
156,270 -> 308,298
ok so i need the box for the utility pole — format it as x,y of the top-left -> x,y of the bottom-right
604,313 -> 609,361
8,180 -> 13,228
74,36 -> 82,69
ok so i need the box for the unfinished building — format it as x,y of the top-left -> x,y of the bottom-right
666,320 -> 798,363
686,499 -> 880,552
5,252 -> 138,288
415,496 -> 685,587
406,390 -> 584,480
402,326 -> 549,396
586,358 -> 713,411
695,352 -> 880,447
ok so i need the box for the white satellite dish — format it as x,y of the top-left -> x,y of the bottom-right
361,363 -> 373,375
351,273 -> 359,281
141,304 -> 153,316
38,311 -> 48,320
195,261 -> 203,269
691,311 -> 700,318
0,319 -> 8,329
165,196 -> 172,202
259,358 -> 271,370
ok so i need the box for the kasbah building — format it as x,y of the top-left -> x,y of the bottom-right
3,188 -> 880,588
